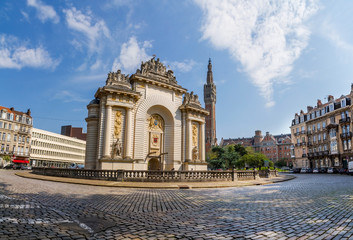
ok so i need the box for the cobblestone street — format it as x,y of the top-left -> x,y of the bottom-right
2,170 -> 353,239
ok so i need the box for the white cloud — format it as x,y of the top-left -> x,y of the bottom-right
195,0 -> 319,107
0,35 -> 60,69
112,36 -> 152,73
71,74 -> 106,83
63,7 -> 110,54
52,90 -> 89,103
320,20 -> 353,52
27,0 -> 59,23
167,59 -> 197,73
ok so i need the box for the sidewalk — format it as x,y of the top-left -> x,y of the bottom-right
16,171 -> 296,189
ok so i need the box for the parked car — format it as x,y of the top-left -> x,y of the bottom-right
306,168 -> 313,173
300,168 -> 307,173
293,168 -> 301,173
13,165 -> 21,170
339,168 -> 347,174
20,165 -> 31,170
319,168 -> 328,173
327,168 -> 338,174
313,168 -> 319,173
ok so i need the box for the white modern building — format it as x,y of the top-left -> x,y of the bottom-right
30,128 -> 86,168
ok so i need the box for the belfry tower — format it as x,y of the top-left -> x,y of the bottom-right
204,58 -> 217,153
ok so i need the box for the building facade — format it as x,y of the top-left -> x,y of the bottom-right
85,57 -> 209,171
61,125 -> 87,141
0,106 -> 32,165
204,58 -> 217,153
291,85 -> 353,169
220,130 -> 293,165
31,128 -> 86,167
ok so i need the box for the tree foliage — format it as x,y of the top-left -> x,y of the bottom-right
207,144 -> 246,170
2,155 -> 11,162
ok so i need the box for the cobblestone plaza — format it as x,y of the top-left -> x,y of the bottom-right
2,171 -> 353,239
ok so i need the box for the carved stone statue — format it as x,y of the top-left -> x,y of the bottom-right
192,146 -> 199,160
192,124 -> 198,147
111,138 -> 122,158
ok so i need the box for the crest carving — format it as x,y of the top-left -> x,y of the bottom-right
114,111 -> 123,138
148,114 -> 164,131
106,69 -> 131,88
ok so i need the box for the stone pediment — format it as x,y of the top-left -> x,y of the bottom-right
180,91 -> 209,116
135,56 -> 179,86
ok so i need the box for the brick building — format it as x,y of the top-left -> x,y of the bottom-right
220,130 -> 292,165
61,125 -> 87,141
291,84 -> 353,169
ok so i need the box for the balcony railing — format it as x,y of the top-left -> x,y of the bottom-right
339,117 -> 351,124
340,132 -> 352,139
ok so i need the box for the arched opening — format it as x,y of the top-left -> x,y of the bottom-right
148,158 -> 160,170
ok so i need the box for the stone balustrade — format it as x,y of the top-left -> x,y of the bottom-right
32,168 -> 278,182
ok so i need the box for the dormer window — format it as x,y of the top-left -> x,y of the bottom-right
300,115 -> 304,122
329,103 -> 334,112
341,98 -> 346,107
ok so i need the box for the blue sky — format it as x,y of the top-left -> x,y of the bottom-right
1,0 -> 353,140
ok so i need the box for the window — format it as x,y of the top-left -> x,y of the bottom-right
323,132 -> 327,140
301,126 -> 305,132
323,121 -> 326,128
1,144 -> 4,152
330,129 -> 336,138
311,112 -> 315,119
329,104 -> 334,112
18,136 -> 21,143
2,133 -> 5,141
8,123 -> 11,130
14,135 -> 17,142
300,115 -> 304,123
342,99 -> 346,107
344,140 -> 348,150
342,125 -> 346,134
318,134 -> 321,141
349,140 -> 352,149
348,125 -> 350,132
316,110 -> 320,117
26,137 -> 30,143
313,125 -> 316,131
0,122 -> 2,128
295,117 -> 299,125
6,133 -> 10,142
330,140 -> 338,153
296,127 -> 299,133
317,123 -> 321,130
5,144 -> 9,152
330,117 -> 335,124
321,108 -> 326,115
313,135 -> 316,142
4,123 -> 7,129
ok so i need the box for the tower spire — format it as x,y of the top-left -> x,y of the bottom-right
207,58 -> 213,84
204,58 -> 217,153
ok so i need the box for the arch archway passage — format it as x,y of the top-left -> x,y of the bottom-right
148,158 -> 160,170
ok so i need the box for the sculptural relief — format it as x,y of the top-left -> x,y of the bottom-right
192,123 -> 198,147
111,138 -> 122,158
114,110 -> 123,139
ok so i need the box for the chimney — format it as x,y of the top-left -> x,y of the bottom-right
266,132 -> 269,136
10,107 -> 14,111
307,106 -> 313,112
317,99 -> 322,107
328,95 -> 334,102
26,109 -> 31,116
300,110 -> 304,114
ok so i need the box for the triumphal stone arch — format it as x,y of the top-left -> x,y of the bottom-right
85,57 -> 209,171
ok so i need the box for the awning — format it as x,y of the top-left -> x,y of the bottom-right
13,159 -> 29,164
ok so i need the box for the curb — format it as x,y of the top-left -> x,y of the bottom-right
15,171 -> 296,189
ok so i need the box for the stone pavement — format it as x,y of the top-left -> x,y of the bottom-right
2,170 -> 353,239
15,171 -> 294,188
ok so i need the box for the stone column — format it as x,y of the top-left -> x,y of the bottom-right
103,105 -> 112,158
186,118 -> 192,161
200,122 -> 205,162
124,108 -> 132,159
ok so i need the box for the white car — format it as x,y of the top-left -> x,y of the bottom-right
313,168 -> 319,173
300,168 -> 307,173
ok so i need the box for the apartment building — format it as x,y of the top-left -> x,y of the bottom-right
0,106 -> 32,164
291,84 -> 353,169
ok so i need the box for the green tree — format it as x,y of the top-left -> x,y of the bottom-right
275,159 -> 287,168
240,152 -> 269,169
2,155 -> 11,162
206,144 -> 245,170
